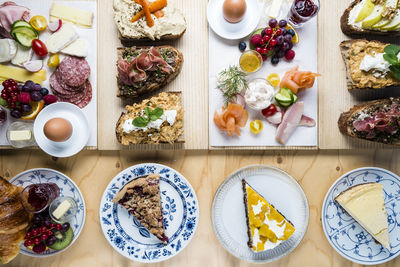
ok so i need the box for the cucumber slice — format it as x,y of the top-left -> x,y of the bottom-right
293,94 -> 298,103
12,20 -> 32,29
11,26 -> 38,48
275,93 -> 292,104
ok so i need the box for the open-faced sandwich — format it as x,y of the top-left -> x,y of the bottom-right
116,91 -> 184,145
341,0 -> 400,37
338,97 -> 400,145
113,0 -> 186,43
340,39 -> 400,90
117,46 -> 183,98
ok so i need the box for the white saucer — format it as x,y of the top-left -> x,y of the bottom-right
207,0 -> 261,40
33,102 -> 89,157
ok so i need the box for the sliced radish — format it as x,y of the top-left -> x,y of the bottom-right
266,109 -> 283,125
48,19 -> 62,32
230,93 -> 246,108
24,60 -> 43,72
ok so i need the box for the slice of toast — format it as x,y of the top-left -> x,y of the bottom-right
117,46 -> 183,98
341,0 -> 400,37
338,97 -> 400,145
340,39 -> 400,90
116,91 -> 184,145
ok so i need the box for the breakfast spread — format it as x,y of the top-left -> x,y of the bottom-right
242,180 -> 295,252
113,0 -> 186,42
117,46 -> 183,98
116,92 -> 183,144
112,174 -> 168,244
0,176 -> 30,264
335,182 -> 390,250
340,40 -> 400,90
341,0 -> 400,37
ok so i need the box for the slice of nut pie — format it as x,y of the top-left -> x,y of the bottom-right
112,174 -> 168,244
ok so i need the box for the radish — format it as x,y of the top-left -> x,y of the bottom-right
266,108 -> 283,125
48,19 -> 62,32
24,60 -> 43,72
230,93 -> 246,108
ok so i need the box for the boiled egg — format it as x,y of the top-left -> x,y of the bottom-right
223,0 -> 247,23
43,118 -> 73,142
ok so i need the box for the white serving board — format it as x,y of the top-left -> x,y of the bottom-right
208,1 -> 318,147
0,0 -> 97,148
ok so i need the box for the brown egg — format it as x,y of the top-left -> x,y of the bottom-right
43,118 -> 73,142
223,0 -> 247,23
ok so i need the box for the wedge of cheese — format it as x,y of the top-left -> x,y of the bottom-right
0,64 -> 46,84
61,39 -> 88,57
50,3 -> 93,28
45,23 -> 78,54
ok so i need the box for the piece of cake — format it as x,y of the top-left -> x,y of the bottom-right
242,180 -> 295,252
335,182 -> 390,249
112,174 -> 168,244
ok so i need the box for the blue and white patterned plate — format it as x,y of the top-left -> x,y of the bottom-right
10,168 -> 86,257
322,167 -> 400,265
99,163 -> 199,263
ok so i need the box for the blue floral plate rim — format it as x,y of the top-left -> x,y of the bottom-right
99,163 -> 199,263
321,167 -> 400,265
10,168 -> 86,257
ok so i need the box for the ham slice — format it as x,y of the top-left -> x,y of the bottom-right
276,102 -> 304,144
0,2 -> 30,38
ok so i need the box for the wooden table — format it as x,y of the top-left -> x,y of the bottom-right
2,149 -> 400,267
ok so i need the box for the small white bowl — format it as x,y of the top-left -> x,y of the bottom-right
244,78 -> 275,111
33,102 -> 89,157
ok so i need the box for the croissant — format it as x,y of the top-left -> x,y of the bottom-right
0,176 -> 30,264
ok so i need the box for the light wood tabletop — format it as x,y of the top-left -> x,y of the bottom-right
2,149 -> 400,267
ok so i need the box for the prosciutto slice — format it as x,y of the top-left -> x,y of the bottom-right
0,2 -> 30,38
276,102 -> 304,145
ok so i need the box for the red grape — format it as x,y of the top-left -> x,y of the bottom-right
275,28 -> 282,36
265,28 -> 273,35
32,242 -> 46,253
285,50 -> 296,60
33,238 -> 41,245
41,234 -> 48,240
24,239 -> 33,247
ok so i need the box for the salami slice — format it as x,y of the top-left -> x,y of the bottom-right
56,56 -> 91,87
55,80 -> 92,109
50,72 -> 83,96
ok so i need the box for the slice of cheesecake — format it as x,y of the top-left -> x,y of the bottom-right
113,174 -> 168,244
335,182 -> 390,250
242,180 -> 295,252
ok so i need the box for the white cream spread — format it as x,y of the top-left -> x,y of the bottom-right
122,110 -> 177,133
348,0 -> 365,28
113,0 -> 186,40
245,79 -> 274,110
360,52 -> 391,78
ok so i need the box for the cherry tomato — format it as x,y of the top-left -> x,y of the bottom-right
262,104 -> 277,117
47,54 -> 60,68
250,120 -> 263,134
31,39 -> 48,57
30,15 -> 48,32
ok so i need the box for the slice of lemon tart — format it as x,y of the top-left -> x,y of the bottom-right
335,182 -> 390,250
242,180 -> 295,252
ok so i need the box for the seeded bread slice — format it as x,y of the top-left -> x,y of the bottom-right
338,97 -> 400,145
339,39 -> 400,90
117,46 -> 183,98
340,0 -> 400,37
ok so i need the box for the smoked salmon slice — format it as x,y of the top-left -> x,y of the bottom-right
280,66 -> 320,94
214,103 -> 248,136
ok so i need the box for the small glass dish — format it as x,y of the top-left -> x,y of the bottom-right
244,78 -> 275,111
6,121 -> 36,148
20,183 -> 60,213
49,196 -> 78,223
239,50 -> 263,74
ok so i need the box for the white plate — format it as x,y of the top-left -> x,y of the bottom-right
207,0 -> 261,40
322,167 -> 400,265
10,168 -> 86,257
99,163 -> 199,263
33,102 -> 89,158
211,165 -> 309,263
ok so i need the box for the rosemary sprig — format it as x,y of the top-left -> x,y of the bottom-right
217,65 -> 248,105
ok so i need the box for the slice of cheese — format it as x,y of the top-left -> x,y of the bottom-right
269,0 -> 283,18
0,64 -> 46,84
9,130 -> 32,141
50,3 -> 94,28
45,23 -> 78,53
61,39 -> 88,57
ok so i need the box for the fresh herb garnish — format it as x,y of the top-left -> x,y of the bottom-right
383,44 -> 400,80
132,107 -> 164,127
217,65 -> 248,105
156,68 -> 162,77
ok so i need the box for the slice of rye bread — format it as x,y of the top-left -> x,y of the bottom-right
338,97 -> 400,145
116,91 -> 184,145
341,0 -> 400,37
117,46 -> 183,98
339,39 -> 400,90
